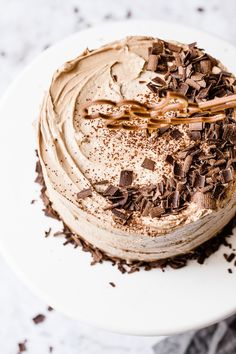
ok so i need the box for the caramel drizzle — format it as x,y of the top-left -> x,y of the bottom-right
81,92 -> 236,131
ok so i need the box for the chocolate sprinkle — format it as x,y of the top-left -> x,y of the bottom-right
141,157 -> 156,171
119,170 -> 133,187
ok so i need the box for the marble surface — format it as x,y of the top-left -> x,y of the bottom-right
0,0 -> 236,353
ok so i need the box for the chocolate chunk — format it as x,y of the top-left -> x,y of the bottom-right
166,155 -> 175,165
192,191 -> 216,209
183,155 -> 193,173
103,185 -> 119,197
150,205 -> 165,218
141,157 -> 156,171
221,168 -> 233,183
119,170 -> 133,187
33,314 -> 46,325
147,54 -> 159,71
170,129 -> 183,140
77,188 -> 92,199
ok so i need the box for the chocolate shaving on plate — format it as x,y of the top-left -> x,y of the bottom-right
18,341 -> 27,353
32,314 -> 46,325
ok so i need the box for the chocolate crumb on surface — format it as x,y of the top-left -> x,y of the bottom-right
47,306 -> 53,312
109,282 -> 116,287
228,268 -> 233,274
49,346 -> 54,353
141,157 -> 156,171
32,314 -> 46,325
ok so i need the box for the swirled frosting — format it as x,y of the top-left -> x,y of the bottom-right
37,36 -> 236,261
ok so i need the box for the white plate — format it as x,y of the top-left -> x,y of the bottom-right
1,20 -> 236,336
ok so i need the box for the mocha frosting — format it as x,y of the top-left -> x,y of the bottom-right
37,36 -> 236,261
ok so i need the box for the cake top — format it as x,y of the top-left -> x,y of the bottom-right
38,36 -> 236,236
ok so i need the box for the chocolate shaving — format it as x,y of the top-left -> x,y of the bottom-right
103,185 -> 119,197
112,208 -> 129,221
152,40 -> 164,54
221,168 -> 233,183
192,191 -> 216,209
166,155 -> 175,165
174,162 -> 184,177
119,170 -> 133,187
147,54 -> 159,71
183,155 -> 193,173
189,131 -> 202,141
170,128 -> 183,140
150,205 -> 165,217
77,188 -> 92,199
141,157 -> 156,171
152,76 -> 166,86
200,59 -> 212,74
189,122 -> 203,131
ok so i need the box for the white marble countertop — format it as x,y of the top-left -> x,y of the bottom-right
0,0 -> 236,353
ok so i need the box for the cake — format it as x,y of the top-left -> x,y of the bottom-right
37,36 -> 236,263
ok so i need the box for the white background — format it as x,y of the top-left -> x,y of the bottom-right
0,0 -> 235,353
